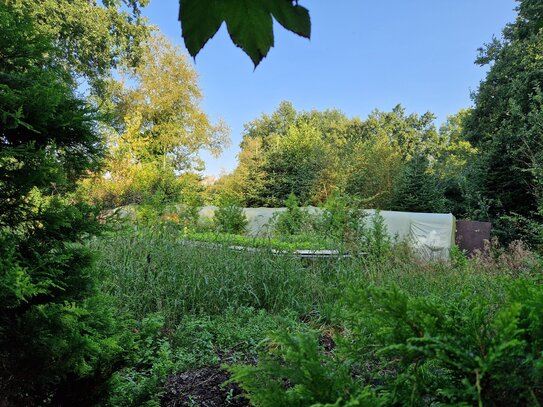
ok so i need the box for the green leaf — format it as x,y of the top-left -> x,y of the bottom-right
179,0 -> 223,58
223,0 -> 274,66
268,0 -> 310,38
179,0 -> 311,67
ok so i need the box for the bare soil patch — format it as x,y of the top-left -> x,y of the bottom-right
162,366 -> 250,407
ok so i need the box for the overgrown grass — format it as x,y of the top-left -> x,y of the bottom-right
92,227 -> 349,327
92,225 -> 542,406
229,245 -> 543,407
93,226 -> 529,328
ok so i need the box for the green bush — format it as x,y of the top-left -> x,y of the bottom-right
493,213 -> 543,249
0,6 -> 122,405
363,211 -> 392,260
229,330 -> 361,407
340,280 -> 543,406
214,198 -> 248,234
318,193 -> 366,246
274,193 -> 315,236
78,161 -> 184,209
228,256 -> 543,406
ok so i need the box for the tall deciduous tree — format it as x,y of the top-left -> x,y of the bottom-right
8,0 -> 150,91
345,106 -> 440,209
464,0 -> 543,243
345,133 -> 404,209
110,33 -> 229,170
227,102 -> 365,206
432,110 -> 481,217
264,121 -> 326,206
80,33 -> 229,207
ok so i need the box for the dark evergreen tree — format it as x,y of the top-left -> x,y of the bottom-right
390,154 -> 447,213
0,6 -> 121,405
464,0 -> 543,244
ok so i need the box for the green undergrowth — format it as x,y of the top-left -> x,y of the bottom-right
92,226 -> 543,406
229,255 -> 543,407
93,226 -> 333,405
183,231 -> 336,252
106,307 -> 304,407
92,228 -> 349,324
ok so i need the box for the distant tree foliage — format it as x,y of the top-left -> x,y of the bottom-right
345,106 -> 442,209
79,33 -> 229,208
390,154 -> 447,213
214,102 -> 468,212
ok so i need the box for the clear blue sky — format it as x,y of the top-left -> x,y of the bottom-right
143,0 -> 518,176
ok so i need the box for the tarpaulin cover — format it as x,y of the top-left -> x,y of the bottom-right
199,207 -> 455,260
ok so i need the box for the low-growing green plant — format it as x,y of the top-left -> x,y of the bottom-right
214,197 -> 248,234
184,231 -> 334,251
107,308 -> 303,406
344,280 -> 543,406
108,314 -> 176,407
449,244 -> 470,271
274,193 -> 315,236
229,329 -> 363,407
363,211 -> 392,260
91,204 -> 543,407
318,192 -> 365,243
228,265 -> 543,407
226,239 -> 543,406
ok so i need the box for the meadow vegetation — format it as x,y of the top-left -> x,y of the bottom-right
2,0 -> 543,406
89,217 -> 543,406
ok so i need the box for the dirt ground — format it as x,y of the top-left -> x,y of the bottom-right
162,334 -> 335,406
161,366 -> 250,407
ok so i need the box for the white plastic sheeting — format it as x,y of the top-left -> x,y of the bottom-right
363,210 -> 455,260
198,206 -> 455,260
199,206 -> 322,237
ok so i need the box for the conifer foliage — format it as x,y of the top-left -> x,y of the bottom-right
0,5 -> 120,405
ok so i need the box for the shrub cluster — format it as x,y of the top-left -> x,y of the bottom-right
229,259 -> 543,406
214,197 -> 248,234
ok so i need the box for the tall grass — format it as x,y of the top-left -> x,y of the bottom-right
229,246 -> 543,407
91,225 -> 542,406
93,226 -> 525,329
92,228 -> 350,325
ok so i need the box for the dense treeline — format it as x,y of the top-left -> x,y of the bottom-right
211,103 -> 474,215
210,0 -> 543,245
59,0 -> 542,246
463,0 -> 543,244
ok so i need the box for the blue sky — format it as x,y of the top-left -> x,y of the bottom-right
143,0 -> 518,176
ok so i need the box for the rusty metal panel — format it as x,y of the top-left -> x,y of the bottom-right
455,220 -> 491,255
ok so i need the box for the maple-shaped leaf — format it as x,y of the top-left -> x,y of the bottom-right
179,0 -> 311,67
